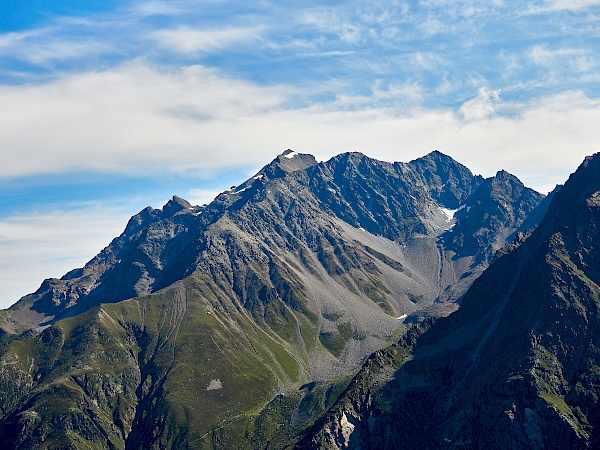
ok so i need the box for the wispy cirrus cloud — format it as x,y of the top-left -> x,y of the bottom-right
535,0 -> 600,12
529,45 -> 595,72
151,26 -> 265,54
128,1 -> 186,17
0,0 -> 598,108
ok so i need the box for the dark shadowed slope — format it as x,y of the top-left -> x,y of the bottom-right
298,153 -> 600,450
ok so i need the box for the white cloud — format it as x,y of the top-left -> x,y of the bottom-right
299,8 -> 366,44
327,83 -> 422,110
1,63 -> 599,196
188,189 -> 223,205
151,26 -> 264,53
0,27 -> 114,65
530,45 -> 592,71
455,91 -> 600,191
0,29 -> 43,47
0,63 -> 288,177
410,52 -> 449,71
539,0 -> 600,11
129,1 -> 185,17
458,87 -> 501,120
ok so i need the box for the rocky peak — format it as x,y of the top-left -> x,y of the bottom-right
162,195 -> 192,216
443,167 -> 544,263
261,149 -> 318,179
490,169 -> 522,192
538,152 -> 600,234
298,152 -> 600,450
409,150 -> 483,208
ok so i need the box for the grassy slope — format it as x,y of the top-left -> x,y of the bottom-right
0,263 -> 368,449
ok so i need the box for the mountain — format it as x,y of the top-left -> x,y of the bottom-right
4,150 -> 541,331
0,150 -> 544,448
297,153 -> 600,449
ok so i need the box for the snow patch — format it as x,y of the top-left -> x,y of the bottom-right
440,207 -> 458,221
396,314 -> 407,320
283,151 -> 298,159
440,204 -> 466,221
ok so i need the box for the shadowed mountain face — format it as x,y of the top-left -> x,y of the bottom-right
0,150 -> 544,448
297,153 -> 600,450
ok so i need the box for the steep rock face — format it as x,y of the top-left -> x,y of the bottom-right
445,169 -> 543,263
8,195 -> 202,329
0,150 -> 545,448
409,149 -> 482,208
432,169 -> 547,308
6,151 -> 542,332
298,153 -> 600,449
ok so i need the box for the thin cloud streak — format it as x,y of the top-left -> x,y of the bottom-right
151,26 -> 265,54
533,0 -> 600,12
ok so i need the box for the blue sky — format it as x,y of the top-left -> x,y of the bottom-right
1,0 -> 600,307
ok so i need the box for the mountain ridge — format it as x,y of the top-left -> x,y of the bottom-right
0,149 -> 546,448
5,149 -> 538,331
295,152 -> 600,449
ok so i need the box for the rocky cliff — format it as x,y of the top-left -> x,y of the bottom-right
297,153 -> 600,449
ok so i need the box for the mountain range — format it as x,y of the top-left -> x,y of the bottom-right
296,153 -> 600,449
0,148 -> 585,449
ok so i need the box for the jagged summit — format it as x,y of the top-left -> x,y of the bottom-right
298,152 -> 600,449
412,148 -> 456,163
262,149 -> 318,178
281,148 -> 295,157
409,150 -> 483,209
0,149 -> 548,449
410,149 -> 465,169
3,150 -> 543,330
162,195 -> 193,216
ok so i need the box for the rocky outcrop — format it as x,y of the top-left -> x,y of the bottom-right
297,153 -> 600,449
